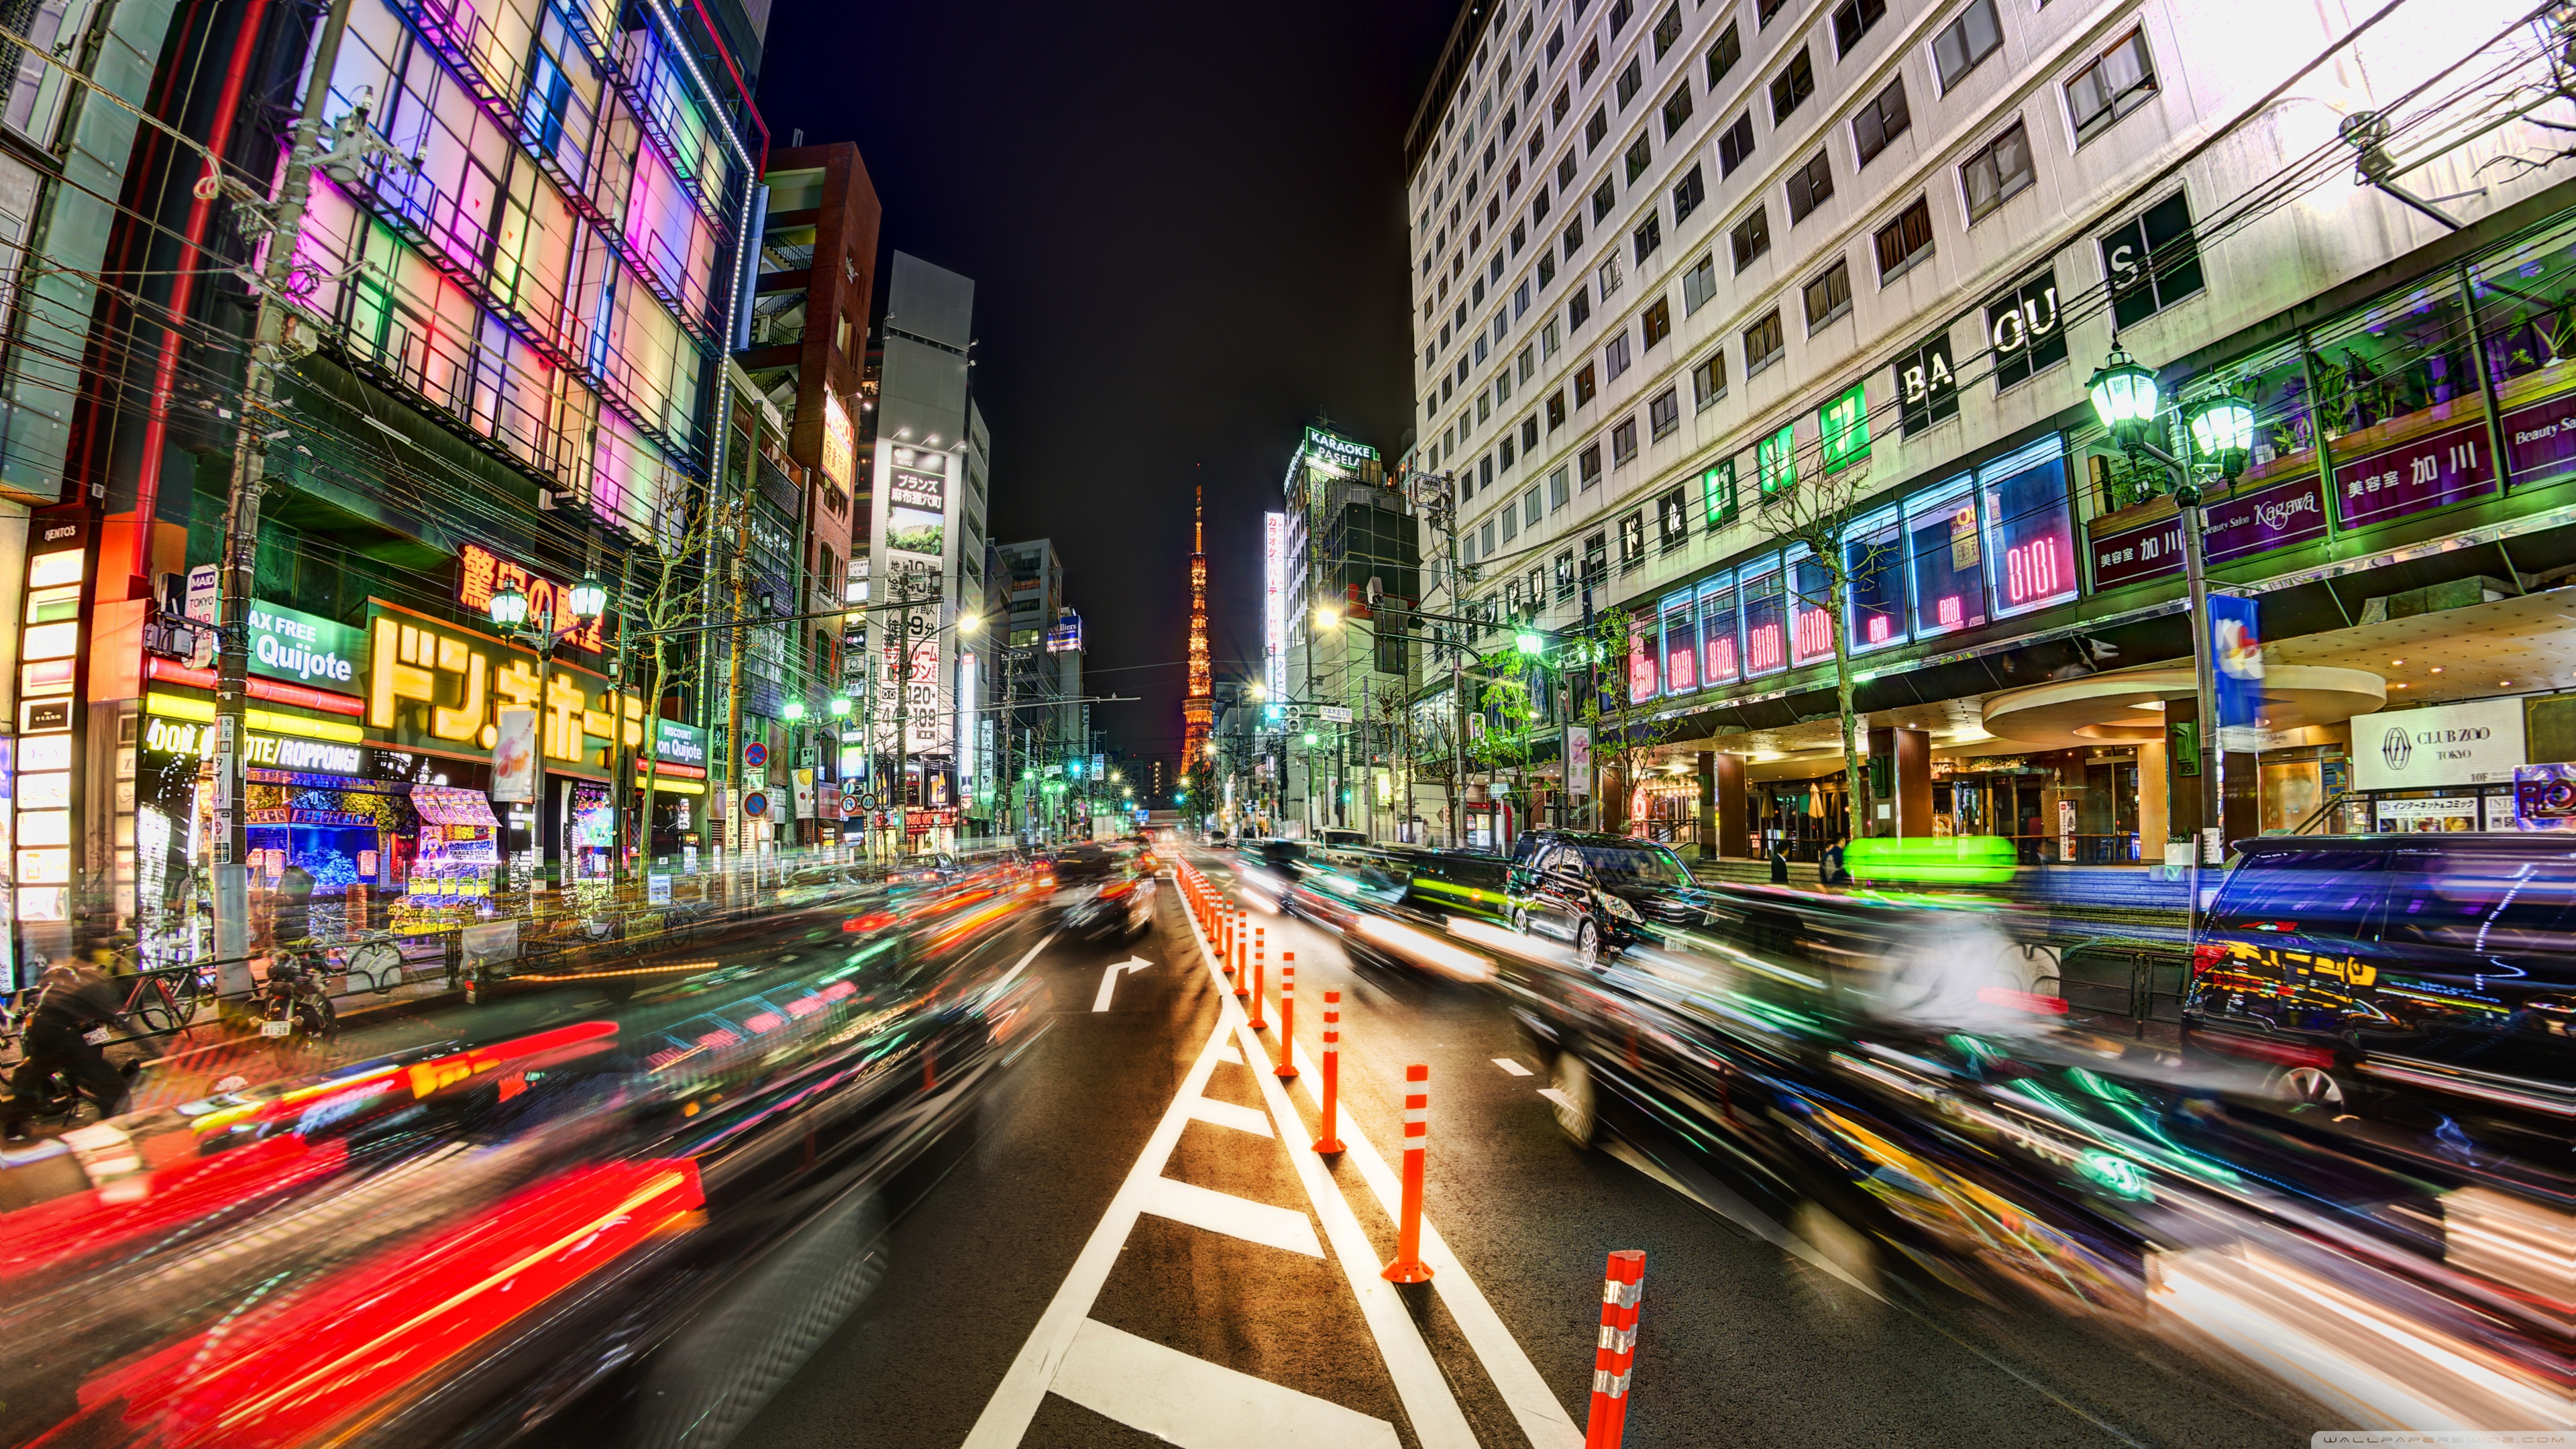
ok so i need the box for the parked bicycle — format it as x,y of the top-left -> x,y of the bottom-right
329,930 -> 409,996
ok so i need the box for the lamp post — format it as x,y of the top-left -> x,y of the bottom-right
488,572 -> 606,891
2086,345 -> 2255,880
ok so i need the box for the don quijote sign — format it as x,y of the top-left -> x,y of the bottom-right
2351,696 -> 2527,792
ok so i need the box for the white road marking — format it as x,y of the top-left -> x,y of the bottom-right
961,1011 -> 1239,1448
1537,1087 -> 1575,1111
1051,1318 -> 1400,1449
1186,1096 -> 1274,1138
1493,1057 -> 1534,1076
1214,1040 -> 1245,1065
1140,1176 -> 1322,1258
992,929 -> 1063,996
1603,1138 -> 1882,1301
1092,956 -> 1153,1012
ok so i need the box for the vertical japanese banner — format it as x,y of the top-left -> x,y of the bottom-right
492,710 -> 537,802
1566,725 -> 1592,799
2208,594 -> 2265,753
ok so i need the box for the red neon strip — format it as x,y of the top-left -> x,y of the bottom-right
146,657 -> 367,716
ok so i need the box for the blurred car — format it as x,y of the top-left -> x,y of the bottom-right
1051,843 -> 1155,943
2185,835 -> 2576,1137
1505,830 -> 1709,964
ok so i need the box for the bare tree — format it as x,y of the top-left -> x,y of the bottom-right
621,474 -> 727,879
1754,425 -> 1893,838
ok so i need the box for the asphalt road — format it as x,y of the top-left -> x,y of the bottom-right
737,851 -> 2339,1449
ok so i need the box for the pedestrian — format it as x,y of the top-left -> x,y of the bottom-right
272,863 -> 316,949
1,963 -> 132,1138
1821,837 -> 1849,886
1768,840 -> 1789,884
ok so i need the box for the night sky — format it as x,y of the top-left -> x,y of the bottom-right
757,1 -> 1460,784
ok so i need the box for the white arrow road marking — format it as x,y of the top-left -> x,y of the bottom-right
1092,956 -> 1152,1012
1141,1176 -> 1321,1257
1187,1096 -> 1274,1138
1051,1318 -> 1400,1449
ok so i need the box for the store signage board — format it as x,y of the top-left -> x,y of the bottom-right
2501,387 -> 2576,484
2090,509 -> 2186,590
364,603 -> 642,767
2205,475 -> 2329,564
2332,419 -> 2495,529
455,545 -> 606,652
2351,697 -> 2527,792
1318,705 -> 1353,723
654,719 -> 707,767
248,601 -> 365,688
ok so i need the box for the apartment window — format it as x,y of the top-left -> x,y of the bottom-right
1962,120 -> 2034,222
1570,285 -> 1593,327
1769,48 -> 1814,125
2067,30 -> 2159,144
1548,25 -> 1566,64
1895,327 -> 1960,435
1583,530 -> 1608,584
1933,0 -> 2002,92
1481,453 -> 1495,488
1532,186 -> 1550,227
1642,295 -> 1671,347
1580,445 -> 1604,488
1593,178 -> 1617,222
1575,361 -> 1599,403
1547,389 -> 1567,429
2100,193 -> 2203,327
1616,57 -> 1644,110
1717,111 -> 1756,176
1853,78 -> 1911,167
1540,250 -> 1557,286
1803,258 -> 1852,331
1619,511 -> 1646,569
1605,329 -> 1633,380
1500,434 -> 1517,472
1580,38 -> 1601,83
1691,350 -> 1727,408
1524,484 -> 1544,529
1624,133 -> 1652,183
1833,0 -> 1887,56
1522,415 -> 1540,450
1681,251 -> 1716,313
1557,152 -> 1578,190
1501,501 -> 1517,542
1649,386 -> 1680,440
1785,150 -> 1833,223
1550,466 -> 1572,511
1662,85 -> 1695,140
1873,197 -> 1935,281
1758,0 -> 1787,23
1519,344 -> 1537,381
1706,22 -> 1741,88
1743,309 -> 1784,375
1515,278 -> 1532,315
1647,1 -> 1680,56
1542,316 -> 1562,354
1478,388 -> 1492,422
1671,164 -> 1705,225
1586,106 -> 1609,150
1609,0 -> 1634,34
1555,548 -> 1576,597
1730,205 -> 1770,272
1658,486 -> 1690,551
1599,252 -> 1623,298
1633,211 -> 1662,264
1612,417 -> 1640,465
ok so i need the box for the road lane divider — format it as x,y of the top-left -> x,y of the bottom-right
1582,1251 -> 1646,1449
1177,855 -> 1581,1449
1381,1064 -> 1432,1284
1313,989 -> 1344,1155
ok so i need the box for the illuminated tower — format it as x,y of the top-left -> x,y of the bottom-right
1183,488 -> 1214,777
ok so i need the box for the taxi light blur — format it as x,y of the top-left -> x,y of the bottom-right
1976,985 -> 2068,1014
845,912 -> 895,932
1847,836 -> 2015,885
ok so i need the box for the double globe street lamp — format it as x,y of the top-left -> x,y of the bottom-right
488,570 -> 607,887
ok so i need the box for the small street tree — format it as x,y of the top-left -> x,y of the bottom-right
621,474 -> 727,880
1570,602 -> 1679,833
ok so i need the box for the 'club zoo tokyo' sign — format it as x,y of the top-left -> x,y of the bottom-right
366,605 -> 648,766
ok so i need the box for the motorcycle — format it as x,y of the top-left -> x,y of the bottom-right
252,945 -> 340,1043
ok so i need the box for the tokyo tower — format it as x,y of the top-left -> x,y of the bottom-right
1183,487 -> 1214,775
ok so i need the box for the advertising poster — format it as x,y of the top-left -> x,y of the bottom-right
492,709 -> 537,802
2513,762 -> 2576,830
2353,696 -> 2528,792
792,767 -> 818,819
2208,594 -> 2265,753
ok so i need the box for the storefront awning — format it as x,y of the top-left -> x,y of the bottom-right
412,786 -> 499,827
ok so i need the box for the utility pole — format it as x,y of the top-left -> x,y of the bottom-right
211,0 -> 358,972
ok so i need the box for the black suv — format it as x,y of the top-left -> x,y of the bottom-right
1505,830 -> 1707,963
2186,835 -> 2576,1129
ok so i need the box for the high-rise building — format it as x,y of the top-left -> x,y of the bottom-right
1182,489 -> 1214,779
1407,0 -> 2576,859
994,537 -> 1088,841
1281,424 -> 1419,838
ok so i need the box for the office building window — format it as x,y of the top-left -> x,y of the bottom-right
1525,484 -> 1544,529
1894,327 -> 1960,435
1584,529 -> 1608,583
1744,309 -> 1784,375
2067,30 -> 2158,144
1654,1 -> 1684,58
1961,119 -> 2034,222
1575,360 -> 1599,403
1555,548 -> 1576,597
1569,284 -> 1593,327
1619,510 -> 1646,568
1586,105 -> 1610,150
1564,216 -> 1585,257
1658,486 -> 1690,551
1599,252 -> 1623,299
1605,329 -> 1633,380
1633,210 -> 1662,264
1671,164 -> 1705,225
1522,415 -> 1540,450
1934,0 -> 2002,91
2100,193 -> 2203,327
1557,150 -> 1578,189
1803,258 -> 1852,331
1853,77 -> 1910,167
1662,83 -> 1694,140
1706,21 -> 1741,87
1770,48 -> 1814,124
1731,205 -> 1770,272
1580,37 -> 1601,83
1548,388 -> 1567,429
1650,386 -> 1680,440
1833,0 -> 1886,56
1786,150 -> 1833,224
1874,197 -> 1935,281
1610,0 -> 1635,35
1717,111 -> 1756,176
1580,444 -> 1604,488
1616,56 -> 1644,109
1625,132 -> 1652,182
1593,177 -> 1617,223
1642,295 -> 1671,347
1682,252 -> 1717,313
1691,350 -> 1727,408
1613,417 -> 1640,465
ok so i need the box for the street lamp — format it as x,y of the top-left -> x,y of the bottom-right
488,572 -> 606,890
783,700 -> 807,722
828,696 -> 852,717
2084,344 -> 2161,445
2186,388 -> 2256,486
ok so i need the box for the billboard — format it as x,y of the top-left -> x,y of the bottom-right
821,392 -> 857,492
2353,697 -> 2527,792
1265,512 -> 1286,704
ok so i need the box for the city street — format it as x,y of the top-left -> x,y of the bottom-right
740,852 -> 2328,1448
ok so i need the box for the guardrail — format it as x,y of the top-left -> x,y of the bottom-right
2053,938 -> 2193,1038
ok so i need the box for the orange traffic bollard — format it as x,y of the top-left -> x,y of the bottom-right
1582,1250 -> 1647,1448
1234,908 -> 1248,980
1275,957 -> 1298,1079
1381,1063 -> 1432,1283
1246,930 -> 1268,1028
1313,989 -> 1344,1153
1236,925 -> 1255,1002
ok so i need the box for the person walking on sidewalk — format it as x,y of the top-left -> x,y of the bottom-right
2,963 -> 133,1138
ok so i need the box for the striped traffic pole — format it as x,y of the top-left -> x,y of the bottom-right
1582,1250 -> 1646,1448
1313,989 -> 1344,1153
1236,924 -> 1254,1002
1381,1064 -> 1432,1283
1234,907 -> 1248,981
1275,957 -> 1297,1079
1246,928 -> 1267,1028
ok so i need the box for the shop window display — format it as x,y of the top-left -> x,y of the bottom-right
2310,276 -> 2496,528
1697,574 -> 1740,686
1739,555 -> 1786,677
1788,546 -> 1835,666
1843,506 -> 1904,651
1660,589 -> 1700,694
1978,439 -> 2078,617
1904,474 -> 1982,637
2474,221 -> 2576,488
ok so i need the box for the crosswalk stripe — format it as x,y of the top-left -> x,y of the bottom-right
1493,1057 -> 1534,1076
1140,1177 -> 1321,1258
1186,1096 -> 1274,1138
1050,1318 -> 1399,1449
